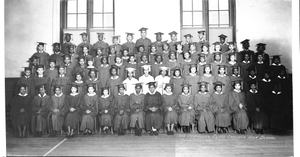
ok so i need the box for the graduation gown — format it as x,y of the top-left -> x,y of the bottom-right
190,50 -> 201,63
98,95 -> 114,127
93,41 -> 109,55
139,74 -> 155,94
64,94 -> 82,129
240,61 -> 253,80
220,43 -> 229,53
155,75 -> 171,95
122,42 -> 136,54
269,91 -> 287,130
195,40 -> 208,52
270,64 -> 286,79
215,75 -> 231,94
162,51 -> 170,64
106,76 -> 122,98
211,61 -> 224,76
76,42 -> 93,56
245,90 -> 268,129
226,62 -> 240,76
129,93 -> 145,128
125,62 -> 138,79
33,75 -> 51,95
152,41 -> 164,53
98,64 -> 111,87
258,78 -> 273,98
123,77 -> 139,96
162,93 -> 178,124
62,42 -> 76,54
210,92 -> 231,127
64,64 -> 75,80
73,66 -> 89,82
181,60 -> 194,78
31,94 -> 50,132
137,62 -> 150,79
170,77 -> 185,97
72,81 -> 86,96
31,52 -> 50,69
94,56 -> 102,68
168,41 -> 177,51
254,62 -> 269,79
10,94 -> 32,128
113,94 -> 130,131
177,93 -> 195,126
70,53 -> 79,68
184,74 -> 200,95
50,53 -> 64,67
115,63 -> 126,80
80,94 -> 98,131
228,90 -> 249,130
48,94 -> 66,131
109,54 -> 116,65
136,38 -> 152,53
144,92 -> 163,131
151,62 -> 165,78
44,69 -> 58,84
194,92 -> 214,132
16,76 -> 35,96
238,50 -> 255,63
167,60 -> 181,70
51,75 -> 71,96
199,74 -> 215,94
86,78 -> 102,95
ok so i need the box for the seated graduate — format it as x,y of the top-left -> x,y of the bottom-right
73,56 -> 89,82
80,82 -> 98,135
64,83 -> 82,138
122,32 -> 135,54
98,87 -> 114,134
152,32 -> 164,53
10,84 -> 32,138
62,54 -> 75,80
181,51 -> 194,78
209,81 -> 231,134
151,53 -> 166,78
49,43 -> 64,66
94,47 -> 104,68
47,85 -> 66,137
125,53 -> 138,79
177,83 -> 195,133
137,52 -> 150,78
167,50 -> 180,70
33,65 -> 51,95
129,83 -> 145,136
16,67 -> 35,96
254,53 -> 269,79
245,80 -> 268,134
51,65 -> 71,96
175,41 -> 185,63
31,84 -> 50,137
228,80 -> 249,134
144,82 -> 163,136
113,84 -> 130,135
240,51 -> 254,80
194,81 -> 215,134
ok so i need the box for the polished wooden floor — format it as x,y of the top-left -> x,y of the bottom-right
6,131 -> 293,157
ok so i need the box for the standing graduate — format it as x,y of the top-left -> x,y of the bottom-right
229,66 -> 243,84
240,51 -> 253,80
209,81 -> 231,134
199,64 -> 215,95
181,51 -> 194,78
72,72 -> 86,96
151,53 -> 165,78
255,43 -> 270,66
76,32 -> 93,56
194,82 -> 215,133
47,85 -> 66,137
258,70 -> 273,98
175,41 -> 185,64
167,50 -> 180,70
113,84 -> 130,135
152,32 -> 164,53
62,54 -> 75,80
80,83 -> 98,135
183,34 -> 193,52
197,53 -> 208,76
111,35 -> 122,55
68,45 -> 79,68
215,65 -> 231,94
98,87 -> 114,134
218,34 -> 229,53
51,65 -> 71,96
270,55 -> 286,79
94,48 -> 104,68
86,57 -> 96,69
93,32 -> 109,55
62,33 -> 76,54
114,54 -> 126,80
211,52 -> 224,76
44,59 -> 58,84
189,42 -> 200,63
106,65 -> 122,98
98,55 -> 111,87
254,53 -> 268,79
122,32 -> 135,54
155,66 -> 171,95
123,67 -> 139,95
33,65 -> 51,95
27,56 -> 39,78
184,64 -> 200,95
125,53 -> 138,79
168,31 -> 178,51
162,41 -> 170,64
137,52 -> 150,79
226,53 -> 239,76
64,83 -> 82,138
72,56 -> 89,82
244,66 -> 258,92
228,80 -> 249,134
144,82 -> 163,135
170,66 -> 185,97
135,27 -> 152,53
238,39 -> 255,64
80,45 -> 93,62
129,83 -> 145,136
16,67 -> 35,96
31,84 -> 50,137
10,84 -> 32,138
49,43 -> 64,67
177,84 -> 195,133
210,42 -> 222,63
162,83 -> 178,135
86,68 -> 101,95
31,42 -> 50,69
121,48 -> 130,65
149,44 -> 158,65
245,80 -> 268,134
195,30 -> 207,51
139,65 -> 155,94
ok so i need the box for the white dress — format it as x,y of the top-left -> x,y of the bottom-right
123,77 -> 139,95
154,75 -> 171,94
139,74 -> 155,94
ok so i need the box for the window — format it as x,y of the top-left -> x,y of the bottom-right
181,0 -> 203,27
209,0 -> 230,27
64,0 -> 114,29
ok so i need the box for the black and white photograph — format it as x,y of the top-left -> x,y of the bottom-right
2,0 -> 298,156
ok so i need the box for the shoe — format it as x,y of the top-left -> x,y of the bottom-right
167,131 -> 170,135
154,131 -> 159,136
260,129 -> 264,134
150,131 -> 154,136
171,131 -> 174,135
241,130 -> 245,134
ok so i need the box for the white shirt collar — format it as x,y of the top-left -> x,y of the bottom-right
60,74 -> 65,77
89,78 -> 98,81
18,93 -> 28,97
262,78 -> 271,82
55,93 -> 63,97
70,93 -> 79,96
199,92 -> 207,95
234,89 -> 241,93
101,64 -> 109,67
24,75 -> 30,78
101,94 -> 110,98
277,75 -> 286,79
111,75 -> 119,79
164,92 -> 173,95
169,59 -> 177,62
149,91 -> 156,95
38,93 -> 47,97
87,92 -> 96,96
249,75 -> 257,79
272,63 -> 282,66
199,62 -> 206,65
189,73 -> 197,76
155,62 -> 163,65
181,92 -> 190,96
38,74 -> 43,78
272,91 -> 282,95
214,60 -> 222,64
75,80 -> 83,83
243,60 -> 250,64
214,91 -> 223,95
218,74 -> 227,77
229,61 -> 236,65
204,73 -> 212,77
115,62 -> 123,66
232,74 -> 241,77
184,59 -> 192,62
250,89 -> 258,94
257,61 -> 264,64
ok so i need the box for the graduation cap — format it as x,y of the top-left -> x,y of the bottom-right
64,33 -> 72,37
74,72 -> 84,78
197,30 -> 205,34
56,64 -> 65,69
137,44 -> 145,49
62,54 -> 71,59
121,46 -> 129,52
88,68 -> 98,73
36,65 -> 45,69
189,42 -> 197,46
48,59 -> 56,64
213,42 -> 221,45
202,42 -> 210,47
198,81 -> 209,86
203,63 -> 211,68
240,39 -> 250,44
147,81 -> 156,87
134,83 -> 142,89
176,41 -> 183,45
227,41 -> 235,45
86,56 -> 94,62
28,56 -> 40,63
69,82 -> 79,88
23,67 -> 31,71
218,34 -> 227,39
68,44 -> 76,49
154,53 -> 163,57
97,32 -> 105,36
110,65 -> 120,71
53,84 -> 64,90
213,81 -> 225,87
141,64 -> 151,71
76,56 -> 86,61
189,63 -> 198,69
271,55 -> 282,63
256,43 -> 266,47
80,45 -> 89,49
36,83 -> 46,90
52,42 -> 60,47
116,84 -> 125,90
154,32 -> 164,36
126,67 -> 136,73
159,66 -> 169,71
125,32 -> 134,37
171,66 -> 181,71
138,27 -> 148,32
112,35 -> 120,40
231,66 -> 241,73
232,79 -> 243,89
184,34 -> 193,38
86,82 -> 98,90
18,84 -> 28,89
37,42 -> 46,46
164,83 -> 174,90
247,80 -> 258,88
128,53 -> 135,57
246,66 -> 256,72
80,32 -> 88,36
100,86 -> 110,93
181,83 -> 191,88
168,31 -> 178,36
217,64 -> 227,72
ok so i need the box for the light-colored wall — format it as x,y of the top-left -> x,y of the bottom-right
236,0 -> 292,72
5,0 -> 60,77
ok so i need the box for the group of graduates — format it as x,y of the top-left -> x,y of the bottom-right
10,27 -> 290,139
